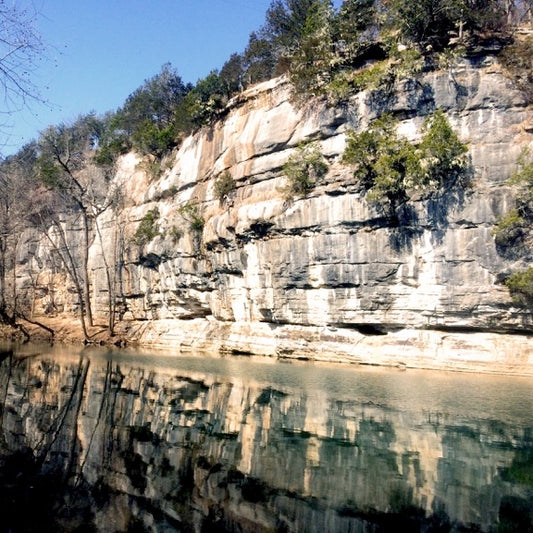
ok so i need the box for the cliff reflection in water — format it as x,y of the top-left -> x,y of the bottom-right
0,345 -> 532,532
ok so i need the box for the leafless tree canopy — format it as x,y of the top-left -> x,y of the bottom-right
0,1 -> 44,113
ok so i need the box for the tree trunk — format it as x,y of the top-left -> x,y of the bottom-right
81,210 -> 93,328
0,236 -> 7,321
94,215 -> 115,335
41,218 -> 90,341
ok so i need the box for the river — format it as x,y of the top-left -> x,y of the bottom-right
0,343 -> 531,532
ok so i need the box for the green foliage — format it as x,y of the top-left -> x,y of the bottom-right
510,148 -> 533,190
93,135 -> 130,167
96,64 -> 190,162
214,172 -> 236,203
178,202 -> 204,232
131,120 -> 177,158
384,0 -> 508,50
168,225 -> 183,243
342,110 -> 469,212
333,0 -> 376,60
177,71 -> 228,130
37,153 -> 64,189
119,63 -> 190,133
493,149 -> 533,252
15,1 -> 531,172
282,141 -> 328,199
499,35 -> 533,103
384,0 -> 461,49
330,60 -> 391,100
133,208 -> 160,245
505,267 -> 533,307
287,1 -> 336,99
242,32 -> 277,84
418,109 -> 469,191
264,0 -> 319,53
343,114 -> 410,209
493,149 -> 533,307
219,53 -> 245,94
492,209 -> 526,250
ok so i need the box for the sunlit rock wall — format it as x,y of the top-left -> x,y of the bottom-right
16,55 -> 533,370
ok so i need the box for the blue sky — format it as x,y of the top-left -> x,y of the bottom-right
4,0 -> 276,155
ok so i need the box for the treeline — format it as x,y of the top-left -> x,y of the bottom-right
0,0 -> 532,333
83,0 -> 533,165
8,1 -> 533,167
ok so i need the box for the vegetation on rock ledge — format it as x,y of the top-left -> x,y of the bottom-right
0,0 -> 531,335
133,208 -> 160,246
282,142 -> 329,200
342,109 -> 469,214
493,149 -> 533,307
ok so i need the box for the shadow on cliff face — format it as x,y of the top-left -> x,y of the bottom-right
388,203 -> 422,253
366,78 -> 436,122
425,180 -> 472,245
387,169 -> 474,253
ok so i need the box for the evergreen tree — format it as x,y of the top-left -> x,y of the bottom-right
104,64 -> 191,158
220,53 -> 245,94
334,0 -> 377,61
242,31 -> 277,83
288,1 -> 336,97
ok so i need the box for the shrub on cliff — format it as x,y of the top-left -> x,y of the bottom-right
493,148 -> 533,254
342,110 -> 469,214
95,64 -> 191,163
419,109 -> 469,191
133,208 -> 160,246
499,35 -> 533,104
493,149 -> 533,307
493,209 -> 527,252
282,142 -> 329,200
285,0 -> 336,100
214,172 -> 237,204
505,267 -> 533,307
178,202 -> 204,233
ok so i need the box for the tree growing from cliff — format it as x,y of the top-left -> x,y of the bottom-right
286,0 -> 336,99
97,64 -> 191,162
242,31 -> 277,84
36,114 -> 114,338
493,148 -> 533,254
333,0 -> 377,61
342,110 -> 469,215
176,71 -> 228,130
282,141 -> 329,199
493,148 -> 533,308
0,144 -> 37,322
383,0 -> 511,49
263,0 -> 320,58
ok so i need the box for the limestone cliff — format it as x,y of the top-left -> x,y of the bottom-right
17,55 -> 533,373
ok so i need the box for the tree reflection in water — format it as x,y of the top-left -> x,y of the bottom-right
0,345 -> 531,532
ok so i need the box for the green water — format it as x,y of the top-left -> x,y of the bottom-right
0,343 -> 531,532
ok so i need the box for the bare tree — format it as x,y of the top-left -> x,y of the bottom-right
0,143 -> 36,322
0,1 -> 45,150
37,116 -> 101,329
35,115 -> 122,338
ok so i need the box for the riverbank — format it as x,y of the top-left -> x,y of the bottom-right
2,315 -> 532,377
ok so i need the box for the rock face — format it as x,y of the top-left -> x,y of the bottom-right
16,56 -> 533,372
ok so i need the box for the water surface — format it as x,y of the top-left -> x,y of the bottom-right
0,343 -> 531,532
